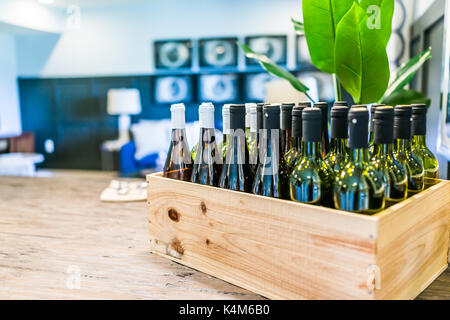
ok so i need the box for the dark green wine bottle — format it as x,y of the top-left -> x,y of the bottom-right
285,102 -> 310,172
324,105 -> 349,175
289,107 -> 334,207
393,105 -> 424,196
191,103 -> 222,186
369,104 -> 386,153
252,104 -> 289,199
219,104 -> 254,192
334,107 -> 385,214
281,103 -> 294,156
314,102 -> 330,158
411,104 -> 439,187
370,106 -> 407,206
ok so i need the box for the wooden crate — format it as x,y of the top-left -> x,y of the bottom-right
146,172 -> 450,300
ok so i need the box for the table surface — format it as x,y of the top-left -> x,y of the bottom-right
0,170 -> 448,300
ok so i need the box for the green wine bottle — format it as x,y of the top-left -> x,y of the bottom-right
369,104 -> 386,153
324,105 -> 349,175
393,105 -> 424,196
219,104 -> 231,162
285,102 -> 310,172
334,107 -> 385,214
411,104 -> 439,187
191,102 -> 222,186
219,104 -> 254,192
281,103 -> 294,156
314,102 -> 330,158
252,104 -> 289,199
370,106 -> 407,206
289,107 -> 334,207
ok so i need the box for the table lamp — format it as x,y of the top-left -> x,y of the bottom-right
107,88 -> 142,144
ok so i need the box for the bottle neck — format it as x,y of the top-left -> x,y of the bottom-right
302,140 -> 322,159
373,143 -> 394,158
412,135 -> 427,148
350,147 -> 369,163
395,138 -> 412,152
330,137 -> 347,154
281,129 -> 292,154
292,136 -> 302,152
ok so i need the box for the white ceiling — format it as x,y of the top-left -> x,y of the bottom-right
40,0 -> 147,8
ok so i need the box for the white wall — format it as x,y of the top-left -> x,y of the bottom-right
0,33 -> 21,138
15,0 -> 300,77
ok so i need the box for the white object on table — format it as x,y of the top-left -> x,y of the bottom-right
0,153 -> 44,177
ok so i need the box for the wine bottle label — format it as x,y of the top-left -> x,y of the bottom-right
199,102 -> 215,129
170,103 -> 186,129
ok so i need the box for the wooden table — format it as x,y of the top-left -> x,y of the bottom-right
0,170 -> 448,300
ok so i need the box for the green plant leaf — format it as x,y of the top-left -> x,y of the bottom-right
237,42 -> 314,102
381,47 -> 432,100
335,2 -> 390,104
302,0 -> 353,73
291,18 -> 304,34
381,88 -> 431,107
359,0 -> 395,46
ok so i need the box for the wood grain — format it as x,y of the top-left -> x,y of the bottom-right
147,173 -> 450,300
0,170 -> 262,299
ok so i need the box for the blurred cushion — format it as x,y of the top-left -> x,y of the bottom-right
131,119 -> 171,160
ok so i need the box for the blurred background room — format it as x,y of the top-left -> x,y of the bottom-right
0,0 -> 449,179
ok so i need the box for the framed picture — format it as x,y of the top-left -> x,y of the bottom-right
154,76 -> 192,104
199,74 -> 238,103
199,37 -> 238,68
245,35 -> 287,66
245,72 -> 275,101
154,39 -> 192,69
296,35 -> 312,67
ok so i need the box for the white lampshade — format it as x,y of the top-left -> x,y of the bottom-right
107,88 -> 142,115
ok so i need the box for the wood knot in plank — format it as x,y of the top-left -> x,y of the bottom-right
200,201 -> 207,214
167,238 -> 184,259
168,208 -> 180,222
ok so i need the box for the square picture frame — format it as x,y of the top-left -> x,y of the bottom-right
154,39 -> 192,70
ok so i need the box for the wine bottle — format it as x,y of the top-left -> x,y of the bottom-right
163,103 -> 193,181
324,105 -> 349,175
220,104 -> 231,161
285,102 -> 310,172
334,107 -> 385,214
281,103 -> 294,156
252,104 -> 289,199
393,105 -> 424,195
219,104 -> 254,192
368,104 -> 386,153
248,104 -> 259,169
191,102 -> 222,186
245,103 -> 257,158
289,107 -> 334,207
314,102 -> 330,157
411,104 -> 439,187
370,106 -> 407,206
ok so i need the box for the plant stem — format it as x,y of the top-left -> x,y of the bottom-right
305,91 -> 315,103
333,74 -> 343,101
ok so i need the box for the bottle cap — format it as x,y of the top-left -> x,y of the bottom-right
281,103 -> 294,130
302,107 -> 322,142
370,104 -> 385,132
245,103 -> 256,128
373,106 -> 394,145
257,104 -> 264,131
292,104 -> 308,138
170,103 -> 186,129
298,101 -> 312,108
333,101 -> 348,107
314,102 -> 329,127
230,104 -> 246,130
394,105 -> 412,140
351,104 -> 368,109
263,104 -> 281,130
248,104 -> 258,133
222,104 -> 231,134
330,105 -> 349,139
199,102 -> 215,128
348,107 -> 369,149
411,104 -> 427,136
